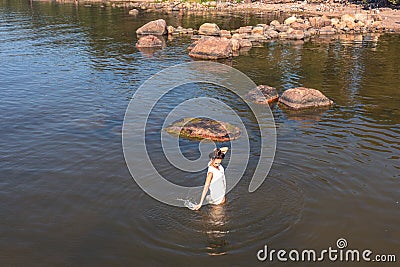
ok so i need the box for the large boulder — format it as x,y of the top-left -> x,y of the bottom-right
246,85 -> 279,104
279,87 -> 333,109
198,23 -> 221,36
136,19 -> 167,35
164,117 -> 241,142
136,35 -> 163,48
189,37 -> 232,60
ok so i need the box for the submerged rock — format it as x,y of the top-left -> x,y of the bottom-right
188,37 -> 232,60
164,117 -> 241,142
136,19 -> 167,35
136,35 -> 163,48
279,87 -> 333,109
245,85 -> 279,104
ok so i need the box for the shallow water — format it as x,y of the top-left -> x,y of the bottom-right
1,1 -> 399,266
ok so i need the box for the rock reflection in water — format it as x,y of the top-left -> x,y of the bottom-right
279,105 -> 331,123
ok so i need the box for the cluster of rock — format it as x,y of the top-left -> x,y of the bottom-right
246,85 -> 333,110
121,1 -> 240,12
163,86 -> 333,141
167,25 -> 195,36
134,14 -> 385,53
186,14 -> 385,58
134,19 -> 165,49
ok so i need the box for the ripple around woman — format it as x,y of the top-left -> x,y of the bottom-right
193,147 -> 228,211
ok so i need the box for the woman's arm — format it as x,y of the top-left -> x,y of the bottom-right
193,172 -> 213,210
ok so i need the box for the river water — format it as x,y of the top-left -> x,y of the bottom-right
1,1 -> 399,266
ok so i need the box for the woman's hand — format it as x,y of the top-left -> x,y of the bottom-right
192,204 -> 202,210
193,172 -> 212,211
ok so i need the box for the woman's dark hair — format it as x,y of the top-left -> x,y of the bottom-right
209,148 -> 225,160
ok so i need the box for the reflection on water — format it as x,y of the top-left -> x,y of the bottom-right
279,104 -> 331,123
202,204 -> 229,256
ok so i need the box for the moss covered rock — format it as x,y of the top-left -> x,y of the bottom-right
164,117 -> 240,142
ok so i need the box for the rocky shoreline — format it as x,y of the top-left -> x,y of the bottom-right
52,1 -> 400,33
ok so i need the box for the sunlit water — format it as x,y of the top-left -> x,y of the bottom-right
1,1 -> 399,266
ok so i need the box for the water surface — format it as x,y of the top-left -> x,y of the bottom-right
1,1 -> 399,266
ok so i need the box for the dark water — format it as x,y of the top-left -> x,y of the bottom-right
1,1 -> 399,266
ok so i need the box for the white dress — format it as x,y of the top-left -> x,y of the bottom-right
206,162 -> 226,205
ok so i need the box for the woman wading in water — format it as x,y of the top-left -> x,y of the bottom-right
193,147 -> 228,210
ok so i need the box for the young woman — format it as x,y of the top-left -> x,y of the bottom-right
193,147 -> 228,210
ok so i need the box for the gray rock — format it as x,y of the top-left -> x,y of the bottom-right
246,85 -> 279,104
279,87 -> 333,109
188,37 -> 232,60
136,19 -> 167,35
198,23 -> 221,36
